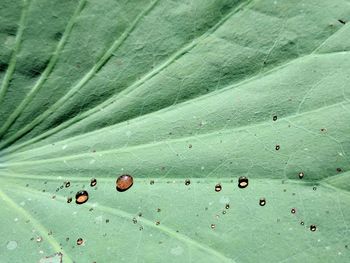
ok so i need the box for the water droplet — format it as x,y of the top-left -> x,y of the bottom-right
106,219 -> 109,223
291,208 -> 296,214
157,208 -> 161,212
64,181 -> 70,188
67,197 -> 72,203
222,210 -> 226,214
275,145 -> 280,151
132,218 -> 137,224
155,221 -> 160,225
36,236 -> 43,242
238,176 -> 249,188
116,174 -> 133,192
336,168 -> 342,172
138,212 -> 142,217
310,225 -> 317,232
298,172 -> 304,179
90,178 -> 97,187
313,186 -> 317,191
185,179 -> 191,186
6,240 -> 17,250
259,198 -> 266,206
75,190 -> 89,204
188,144 -> 192,149
300,221 -> 304,225
273,115 -> 277,121
215,184 -> 222,192
76,238 -> 84,245
225,204 -> 230,209
210,224 -> 216,229
150,180 -> 155,185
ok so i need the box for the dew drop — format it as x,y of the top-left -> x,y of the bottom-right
275,145 -> 280,151
291,208 -> 296,214
298,172 -> 304,179
75,190 -> 89,204
90,178 -> 97,187
76,238 -> 84,245
116,174 -> 133,192
238,176 -> 249,189
36,236 -> 43,242
313,186 -> 317,191
64,181 -> 70,188
310,225 -> 317,232
157,208 -> 161,212
67,197 -> 72,203
273,115 -> 277,121
225,204 -> 230,209
132,218 -> 137,224
185,179 -> 191,186
150,180 -> 154,185
259,198 -> 266,206
300,221 -> 304,225
222,210 -> 226,215
155,221 -> 160,225
215,184 -> 222,192
210,224 -> 216,229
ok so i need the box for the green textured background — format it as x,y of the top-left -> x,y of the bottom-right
0,0 -> 350,262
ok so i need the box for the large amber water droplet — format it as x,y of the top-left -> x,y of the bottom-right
116,174 -> 133,192
238,176 -> 248,188
75,190 -> 89,204
215,184 -> 222,192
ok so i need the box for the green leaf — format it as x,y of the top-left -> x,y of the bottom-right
1,0 -> 350,262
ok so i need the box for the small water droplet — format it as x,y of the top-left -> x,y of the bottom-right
273,115 -> 277,121
185,179 -> 191,186
188,144 -> 192,149
138,212 -> 142,217
298,172 -> 304,179
76,238 -> 84,245
116,174 -> 133,192
36,236 -> 43,242
75,190 -> 89,204
222,210 -> 226,214
67,197 -> 72,203
210,224 -> 216,229
139,226 -> 144,231
336,168 -> 342,172
300,221 -> 304,225
225,204 -> 230,209
157,208 -> 161,212
215,184 -> 222,192
259,198 -> 266,206
65,181 -> 70,188
150,180 -> 155,185
313,186 -> 317,191
275,145 -> 280,151
90,178 -> 97,187
6,241 -> 17,250
238,176 -> 249,188
132,218 -> 137,224
155,221 -> 160,225
291,208 -> 296,214
106,219 -> 109,223
310,225 -> 317,232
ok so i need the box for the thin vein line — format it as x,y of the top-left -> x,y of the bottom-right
0,0 -> 88,138
0,0 -> 30,104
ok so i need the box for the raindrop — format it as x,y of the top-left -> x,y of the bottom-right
60,185 -> 64,189
275,145 -> 280,151
259,198 -> 266,206
310,225 -> 317,232
313,186 -> 317,191
273,115 -> 277,121
116,174 -> 133,192
76,238 -> 84,245
238,176 -> 249,188
6,241 -> 17,250
298,172 -> 304,179
138,212 -> 143,217
215,184 -> 222,192
67,197 -> 72,203
156,221 -> 160,225
300,221 -> 304,225
132,218 -> 137,224
157,208 -> 161,212
225,204 -> 230,209
36,236 -> 43,242
188,144 -> 192,149
90,178 -> 97,187
185,179 -> 191,186
210,224 -> 216,229
222,210 -> 226,215
75,190 -> 89,204
150,180 -> 155,185
291,208 -> 296,214
65,181 -> 70,188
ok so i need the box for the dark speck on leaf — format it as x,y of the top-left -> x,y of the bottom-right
338,19 -> 346,24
